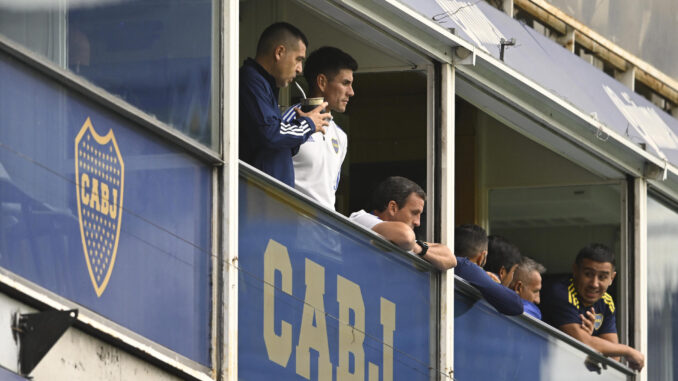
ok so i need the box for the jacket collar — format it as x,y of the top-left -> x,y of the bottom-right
245,58 -> 278,92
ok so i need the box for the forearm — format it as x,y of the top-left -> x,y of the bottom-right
563,326 -> 629,358
372,222 -> 416,251
258,117 -> 312,148
242,89 -> 312,148
420,243 -> 456,270
582,335 -> 631,358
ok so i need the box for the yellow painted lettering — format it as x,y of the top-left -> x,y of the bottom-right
80,173 -> 90,205
110,188 -> 118,219
100,182 -> 110,216
337,275 -> 365,381
89,177 -> 101,212
380,298 -> 396,381
368,363 -> 379,381
295,259 -> 332,380
263,240 -> 293,367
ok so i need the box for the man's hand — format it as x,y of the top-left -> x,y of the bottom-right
624,347 -> 645,371
487,271 -> 501,283
295,102 -> 330,134
500,264 -> 518,287
580,307 -> 596,335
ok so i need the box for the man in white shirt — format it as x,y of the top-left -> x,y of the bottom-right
282,47 -> 357,210
349,176 -> 456,271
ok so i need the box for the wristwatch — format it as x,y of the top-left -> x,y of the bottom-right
415,240 -> 429,257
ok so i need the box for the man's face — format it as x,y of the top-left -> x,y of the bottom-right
320,69 -> 354,113
275,39 -> 306,88
387,193 -> 424,229
572,258 -> 616,306
517,270 -> 542,304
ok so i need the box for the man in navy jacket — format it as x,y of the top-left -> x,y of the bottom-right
454,224 -> 523,315
240,22 -> 329,186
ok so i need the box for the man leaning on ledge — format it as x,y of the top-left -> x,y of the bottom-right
540,243 -> 644,371
349,176 -> 456,271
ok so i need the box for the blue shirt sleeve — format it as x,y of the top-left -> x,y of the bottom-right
523,300 -> 542,320
240,71 -> 314,149
455,257 -> 524,315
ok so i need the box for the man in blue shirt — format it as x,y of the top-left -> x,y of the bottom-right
540,243 -> 644,371
240,22 -> 329,186
453,224 -> 523,316
509,257 -> 545,319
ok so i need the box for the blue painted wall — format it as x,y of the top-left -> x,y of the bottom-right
238,173 -> 434,380
0,51 -> 211,365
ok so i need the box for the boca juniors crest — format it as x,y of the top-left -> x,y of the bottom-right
75,118 -> 125,297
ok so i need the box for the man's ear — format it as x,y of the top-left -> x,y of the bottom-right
274,45 -> 285,61
499,266 -> 507,280
386,200 -> 399,217
610,271 -> 617,283
514,280 -> 523,293
317,73 -> 328,93
476,250 -> 487,267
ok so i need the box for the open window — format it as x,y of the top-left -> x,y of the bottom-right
455,97 -> 630,338
239,0 -> 434,237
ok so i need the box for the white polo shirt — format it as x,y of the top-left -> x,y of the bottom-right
348,209 -> 382,229
283,105 -> 347,210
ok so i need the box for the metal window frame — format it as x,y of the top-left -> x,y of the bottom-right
219,0 -> 240,379
0,33 -> 223,166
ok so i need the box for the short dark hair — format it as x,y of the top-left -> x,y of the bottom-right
454,224 -> 488,259
303,46 -> 358,93
370,176 -> 426,213
575,243 -> 616,268
485,235 -> 522,274
256,22 -> 308,57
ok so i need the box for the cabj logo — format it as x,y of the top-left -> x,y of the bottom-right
75,118 -> 124,297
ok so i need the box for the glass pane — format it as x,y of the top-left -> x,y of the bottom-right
0,0 -> 217,149
0,46 -> 211,365
647,196 -> 678,381
488,184 -> 622,276
239,168 -> 436,380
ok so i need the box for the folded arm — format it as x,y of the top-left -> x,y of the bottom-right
559,324 -> 644,370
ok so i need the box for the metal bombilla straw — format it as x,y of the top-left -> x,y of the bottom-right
294,81 -> 307,99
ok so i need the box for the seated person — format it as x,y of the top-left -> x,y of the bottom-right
540,243 -> 644,371
453,224 -> 523,316
485,234 -> 522,287
349,176 -> 455,271
509,257 -> 546,319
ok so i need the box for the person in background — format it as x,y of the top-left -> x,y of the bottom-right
485,234 -> 522,287
282,46 -> 357,209
240,22 -> 329,186
453,224 -> 523,316
509,256 -> 546,319
540,243 -> 644,371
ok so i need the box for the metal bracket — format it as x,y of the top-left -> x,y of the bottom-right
453,45 -> 476,66
12,309 -> 78,375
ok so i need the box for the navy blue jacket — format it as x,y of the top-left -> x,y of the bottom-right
455,256 -> 524,316
239,58 -> 315,186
